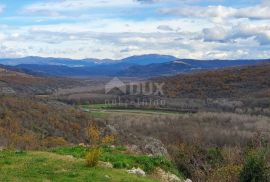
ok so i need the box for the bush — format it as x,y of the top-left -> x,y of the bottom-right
85,148 -> 101,167
169,143 -> 207,179
240,150 -> 269,182
207,148 -> 224,167
209,164 -> 242,182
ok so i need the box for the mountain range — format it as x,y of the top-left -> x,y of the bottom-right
0,54 -> 269,77
0,54 -> 177,67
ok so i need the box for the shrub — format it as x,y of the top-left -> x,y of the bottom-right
87,123 -> 100,146
85,123 -> 119,168
102,135 -> 116,145
169,143 -> 207,179
207,148 -> 224,167
240,150 -> 269,182
209,164 -> 242,182
85,148 -> 101,167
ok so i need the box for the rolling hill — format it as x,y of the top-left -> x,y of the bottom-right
0,65 -> 82,95
0,54 -> 178,77
0,54 -> 178,67
157,63 -> 270,98
2,56 -> 269,77
120,59 -> 270,77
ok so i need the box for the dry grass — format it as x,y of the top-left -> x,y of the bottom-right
103,112 -> 270,147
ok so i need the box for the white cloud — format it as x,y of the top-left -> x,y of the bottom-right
157,25 -> 175,31
161,5 -> 270,20
22,0 -> 138,15
1,15 -> 270,60
1,0 -> 270,60
202,23 -> 270,45
202,27 -> 228,42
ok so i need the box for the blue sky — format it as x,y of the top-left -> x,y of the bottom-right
0,0 -> 270,59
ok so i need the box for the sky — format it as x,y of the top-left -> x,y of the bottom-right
0,0 -> 270,60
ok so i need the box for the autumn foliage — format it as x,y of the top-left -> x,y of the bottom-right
85,123 -> 116,167
0,95 -> 92,150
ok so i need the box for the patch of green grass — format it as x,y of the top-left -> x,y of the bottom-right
50,146 -> 182,177
0,150 -> 158,182
82,104 -> 112,110
89,111 -> 109,118
49,146 -> 90,158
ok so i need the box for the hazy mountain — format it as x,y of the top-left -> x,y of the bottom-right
120,59 -> 270,77
1,55 -> 270,77
119,60 -> 194,77
119,54 -> 177,65
0,54 -> 178,67
0,57 -> 103,67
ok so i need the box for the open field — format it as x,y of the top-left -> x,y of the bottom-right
0,149 -> 159,182
81,104 -> 189,117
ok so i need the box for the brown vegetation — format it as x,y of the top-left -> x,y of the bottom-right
0,95 -> 92,149
158,64 -> 270,99
103,112 -> 270,147
0,67 -> 83,95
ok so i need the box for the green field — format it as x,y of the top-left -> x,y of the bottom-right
89,111 -> 109,118
82,104 -> 113,110
0,146 -> 183,182
81,104 -> 183,117
0,149 -> 159,182
50,146 -> 180,175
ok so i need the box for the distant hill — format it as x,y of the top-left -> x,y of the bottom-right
120,59 -> 270,77
0,54 -> 177,67
0,54 -> 176,77
0,55 -> 270,77
0,56 -> 111,67
0,65 -> 81,95
119,60 -> 194,77
119,54 -> 177,65
157,63 -> 270,98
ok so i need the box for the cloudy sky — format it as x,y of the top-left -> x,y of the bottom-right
0,0 -> 270,59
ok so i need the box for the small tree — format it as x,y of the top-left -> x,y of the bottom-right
85,123 -> 116,167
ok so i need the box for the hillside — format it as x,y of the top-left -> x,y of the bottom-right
0,66 -> 82,95
121,59 -> 270,77
158,64 -> 270,98
0,95 -> 93,149
119,61 -> 193,77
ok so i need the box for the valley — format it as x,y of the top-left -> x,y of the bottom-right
0,59 -> 270,182
2,1 -> 270,181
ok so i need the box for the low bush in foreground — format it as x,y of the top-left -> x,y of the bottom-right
85,148 -> 101,167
